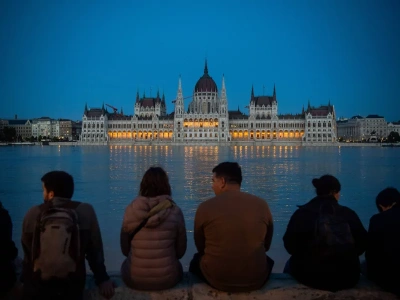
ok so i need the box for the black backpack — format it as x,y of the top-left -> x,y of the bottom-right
312,203 -> 356,260
32,201 -> 81,281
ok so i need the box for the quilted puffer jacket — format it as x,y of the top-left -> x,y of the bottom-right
120,195 -> 187,290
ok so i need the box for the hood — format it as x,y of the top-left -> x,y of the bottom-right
122,195 -> 175,232
145,196 -> 175,228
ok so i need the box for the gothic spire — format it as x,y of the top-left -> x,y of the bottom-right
222,74 -> 226,90
136,89 -> 140,103
251,85 -> 255,101
273,83 -> 276,99
84,103 -> 88,114
204,59 -> 208,75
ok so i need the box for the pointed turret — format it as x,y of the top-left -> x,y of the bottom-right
273,84 -> 276,101
237,105 -> 240,112
221,74 -> 227,101
84,103 -> 88,115
136,89 -> 140,103
204,59 -> 208,75
251,85 -> 255,101
302,105 -> 305,115
175,75 -> 184,116
101,103 -> 105,114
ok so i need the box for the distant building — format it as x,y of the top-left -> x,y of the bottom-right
303,101 -> 337,143
7,119 -> 32,140
365,115 -> 387,138
337,115 -> 366,141
0,119 -> 8,139
80,60 -> 337,144
387,121 -> 400,135
337,115 -> 388,141
59,119 -> 73,140
32,117 -> 60,138
72,121 -> 82,140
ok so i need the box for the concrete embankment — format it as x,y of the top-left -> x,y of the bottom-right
84,272 -> 397,300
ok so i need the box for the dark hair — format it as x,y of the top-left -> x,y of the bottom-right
212,162 -> 242,185
376,187 -> 400,212
139,167 -> 172,197
312,174 -> 341,196
41,171 -> 74,198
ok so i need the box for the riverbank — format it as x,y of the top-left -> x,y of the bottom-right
84,272 -> 398,300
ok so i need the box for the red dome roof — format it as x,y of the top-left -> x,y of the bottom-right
194,60 -> 218,92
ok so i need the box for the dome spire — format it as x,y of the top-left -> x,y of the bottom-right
204,58 -> 208,75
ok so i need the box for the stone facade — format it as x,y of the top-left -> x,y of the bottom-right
337,115 -> 388,141
80,61 -> 338,145
31,117 -> 60,138
387,121 -> 400,135
59,119 -> 73,140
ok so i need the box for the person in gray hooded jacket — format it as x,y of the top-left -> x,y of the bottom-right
120,167 -> 187,291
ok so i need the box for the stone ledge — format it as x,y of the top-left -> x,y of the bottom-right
84,272 -> 398,300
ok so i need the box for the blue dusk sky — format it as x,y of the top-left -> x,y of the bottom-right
1,0 -> 399,122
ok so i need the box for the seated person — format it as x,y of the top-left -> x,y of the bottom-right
190,162 -> 274,293
0,202 -> 19,299
283,174 -> 368,292
120,167 -> 187,290
366,187 -> 400,296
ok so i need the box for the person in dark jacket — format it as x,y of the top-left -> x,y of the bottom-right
366,187 -> 400,296
0,202 -> 18,298
283,174 -> 368,292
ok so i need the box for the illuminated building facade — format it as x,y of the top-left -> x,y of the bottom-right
80,61 -> 337,144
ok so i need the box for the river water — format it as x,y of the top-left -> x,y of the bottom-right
0,145 -> 398,273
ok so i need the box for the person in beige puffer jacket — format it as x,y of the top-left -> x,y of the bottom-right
120,167 -> 187,290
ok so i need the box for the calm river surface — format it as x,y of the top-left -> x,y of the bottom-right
0,145 -> 399,273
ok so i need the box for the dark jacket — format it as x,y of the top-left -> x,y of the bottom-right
0,202 -> 18,297
194,190 -> 274,293
283,195 -> 368,291
120,195 -> 187,291
366,205 -> 400,296
21,197 -> 110,299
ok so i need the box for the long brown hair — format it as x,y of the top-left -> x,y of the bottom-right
139,167 -> 172,197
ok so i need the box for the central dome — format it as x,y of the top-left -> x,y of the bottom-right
194,60 -> 218,92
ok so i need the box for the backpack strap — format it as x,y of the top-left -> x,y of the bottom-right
62,200 -> 81,210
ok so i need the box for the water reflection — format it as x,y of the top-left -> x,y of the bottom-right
0,146 -> 399,273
